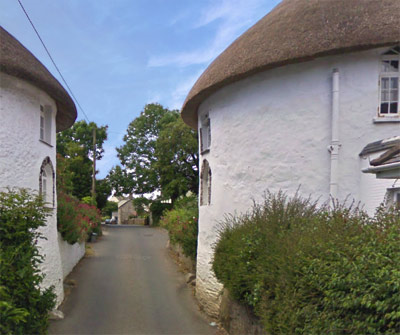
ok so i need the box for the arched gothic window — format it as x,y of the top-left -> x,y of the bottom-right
39,157 -> 55,207
200,159 -> 211,206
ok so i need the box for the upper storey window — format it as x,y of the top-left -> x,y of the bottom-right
40,105 -> 52,145
200,113 -> 211,154
379,47 -> 399,117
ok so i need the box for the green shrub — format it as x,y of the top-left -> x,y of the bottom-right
101,200 -> 118,217
0,189 -> 56,335
81,196 -> 97,206
57,191 -> 102,244
150,200 -> 173,226
213,191 -> 400,334
160,196 -> 198,260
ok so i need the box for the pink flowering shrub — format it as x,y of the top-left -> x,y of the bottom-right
57,192 -> 102,244
160,196 -> 198,261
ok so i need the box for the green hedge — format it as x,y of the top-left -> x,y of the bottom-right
213,191 -> 400,334
150,201 -> 173,226
0,189 -> 56,335
160,196 -> 198,261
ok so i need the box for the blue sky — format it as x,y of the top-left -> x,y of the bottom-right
0,0 -> 280,178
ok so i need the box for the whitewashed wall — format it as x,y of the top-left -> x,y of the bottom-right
58,233 -> 85,279
0,73 -> 65,305
196,48 -> 400,316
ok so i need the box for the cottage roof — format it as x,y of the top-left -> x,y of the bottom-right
0,27 -> 77,132
181,0 -> 400,128
118,199 -> 132,208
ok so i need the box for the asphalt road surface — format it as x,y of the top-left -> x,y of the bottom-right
49,225 -> 216,335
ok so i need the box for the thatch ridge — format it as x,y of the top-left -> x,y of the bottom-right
181,0 -> 400,129
0,26 -> 77,132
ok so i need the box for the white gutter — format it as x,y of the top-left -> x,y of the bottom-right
362,161 -> 400,173
328,69 -> 341,205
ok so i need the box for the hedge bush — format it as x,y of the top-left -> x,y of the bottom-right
150,200 -> 173,226
0,189 -> 56,334
161,196 -> 198,261
57,191 -> 102,244
213,191 -> 400,334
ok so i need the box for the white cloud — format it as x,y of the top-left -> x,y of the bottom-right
168,69 -> 205,110
148,0 -> 276,68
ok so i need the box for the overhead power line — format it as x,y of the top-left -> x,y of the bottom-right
16,0 -> 90,123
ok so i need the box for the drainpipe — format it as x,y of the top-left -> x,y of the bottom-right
328,69 -> 341,206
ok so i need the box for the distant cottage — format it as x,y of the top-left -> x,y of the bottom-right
0,27 -> 78,306
118,198 -> 137,224
181,0 -> 400,317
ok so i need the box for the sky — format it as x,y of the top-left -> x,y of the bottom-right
0,0 -> 280,178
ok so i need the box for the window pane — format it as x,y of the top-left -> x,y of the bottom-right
390,78 -> 398,89
382,77 -> 389,89
390,102 -> 398,114
382,61 -> 391,72
390,60 -> 399,72
390,90 -> 398,102
381,103 -> 389,114
382,60 -> 399,72
42,179 -> 47,200
381,91 -> 389,101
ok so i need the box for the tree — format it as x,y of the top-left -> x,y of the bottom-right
95,179 -> 112,210
155,116 -> 198,201
56,120 -> 108,200
117,103 -> 176,195
116,103 -> 198,202
107,165 -> 132,197
57,120 -> 108,161
101,201 -> 118,217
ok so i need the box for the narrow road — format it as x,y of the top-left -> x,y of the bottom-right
49,225 -> 216,334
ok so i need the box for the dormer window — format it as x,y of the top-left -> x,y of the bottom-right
379,47 -> 399,117
200,113 -> 211,153
39,105 -> 52,145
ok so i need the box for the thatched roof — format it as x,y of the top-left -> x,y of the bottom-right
0,27 -> 77,132
181,0 -> 400,128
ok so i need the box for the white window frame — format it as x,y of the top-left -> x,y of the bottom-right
39,105 -> 52,145
394,190 -> 400,208
386,187 -> 400,209
42,170 -> 48,201
378,47 -> 400,118
200,113 -> 211,154
39,158 -> 55,208
40,105 -> 45,141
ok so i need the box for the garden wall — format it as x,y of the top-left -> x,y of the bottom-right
58,233 -> 85,279
168,240 -> 195,273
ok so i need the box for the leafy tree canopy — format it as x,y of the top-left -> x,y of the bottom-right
57,120 -> 108,160
116,103 -> 198,202
95,179 -> 112,210
56,120 -> 108,200
107,165 -> 132,197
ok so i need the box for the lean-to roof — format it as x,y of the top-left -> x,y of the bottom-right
181,0 -> 400,129
0,27 -> 77,132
